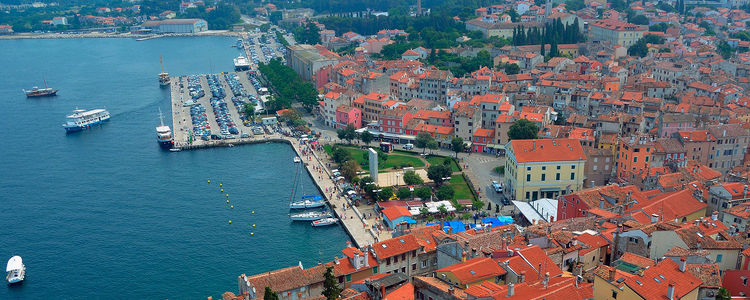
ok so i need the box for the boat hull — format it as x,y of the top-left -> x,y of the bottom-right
312,218 -> 338,227
158,140 -> 174,149
25,90 -> 58,97
63,117 -> 110,133
289,212 -> 332,221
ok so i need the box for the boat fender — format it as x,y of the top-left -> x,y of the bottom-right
226,194 -> 229,198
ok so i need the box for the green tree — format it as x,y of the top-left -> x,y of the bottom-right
397,187 -> 412,199
378,187 -> 394,201
243,102 -> 256,118
504,63 -> 520,75
427,165 -> 452,186
415,132 -> 433,154
427,139 -> 439,154
321,266 -> 342,300
414,186 -> 432,200
341,160 -> 359,179
629,15 -> 649,25
451,137 -> 465,158
360,130 -> 373,145
332,147 -> 351,164
264,287 -> 280,300
507,8 -> 520,22
716,288 -> 731,300
649,23 -> 670,32
403,170 -> 424,185
508,119 -> 539,140
436,185 -> 455,200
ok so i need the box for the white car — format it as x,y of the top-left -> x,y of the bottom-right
492,181 -> 503,193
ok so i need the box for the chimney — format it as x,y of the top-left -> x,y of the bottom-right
608,267 -> 616,282
711,211 -> 718,221
543,272 -> 550,289
448,285 -> 454,295
508,249 -> 514,257
363,247 -> 369,267
464,241 -> 470,251
679,256 -> 686,272
519,271 -> 526,283
667,282 -> 675,300
381,285 -> 385,298
600,199 -> 605,209
651,214 -> 659,223
507,283 -> 515,297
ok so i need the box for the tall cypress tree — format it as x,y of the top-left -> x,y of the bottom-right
550,40 -> 559,57
540,42 -> 546,57
321,266 -> 341,300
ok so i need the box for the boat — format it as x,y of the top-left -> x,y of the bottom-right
233,56 -> 251,71
289,195 -> 325,209
158,55 -> 170,87
156,108 -> 174,149
62,108 -> 110,133
23,77 -> 58,97
312,217 -> 338,227
293,156 -> 301,163
6,256 -> 25,284
290,210 -> 332,221
169,148 -> 181,152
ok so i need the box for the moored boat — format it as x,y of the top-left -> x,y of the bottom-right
156,108 -> 174,149
289,210 -> 331,221
293,156 -> 301,163
289,195 -> 325,209
24,77 -> 57,97
159,55 -> 170,87
62,108 -> 110,133
312,217 -> 338,227
6,256 -> 25,284
233,56 -> 250,71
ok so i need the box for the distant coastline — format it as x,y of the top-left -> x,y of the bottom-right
0,30 -> 241,40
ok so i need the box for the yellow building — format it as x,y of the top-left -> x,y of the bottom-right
589,19 -> 645,47
593,259 -> 701,300
434,257 -> 506,289
505,139 -> 586,201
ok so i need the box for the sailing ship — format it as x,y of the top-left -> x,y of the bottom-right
23,77 -> 58,97
156,108 -> 174,149
158,55 -> 170,87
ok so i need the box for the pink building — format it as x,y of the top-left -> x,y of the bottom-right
335,105 -> 362,129
379,110 -> 413,134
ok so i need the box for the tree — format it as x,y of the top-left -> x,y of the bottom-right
403,170 -> 424,185
344,124 -> 358,144
508,119 -> 539,140
427,140 -> 439,154
540,42 -> 545,57
503,63 -> 520,75
415,132 -> 433,154
337,128 -> 347,142
414,186 -> 432,200
436,185 -> 455,200
378,187 -> 394,201
397,187 -> 412,199
716,288 -> 731,300
629,15 -> 649,25
341,160 -> 359,179
322,266 -> 342,300
243,102 -> 255,118
360,130 -> 373,145
332,147 -> 351,164
264,287 -> 280,300
451,137 -> 466,158
427,165 -> 452,186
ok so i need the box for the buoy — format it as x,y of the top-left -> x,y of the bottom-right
226,194 -> 229,198
229,220 -> 232,224
221,188 -> 224,192
252,210 -> 255,214
226,200 -> 229,203
231,205 -> 234,209
208,180 -> 211,183
220,183 -> 223,187
251,232 -> 254,236
252,224 -> 256,227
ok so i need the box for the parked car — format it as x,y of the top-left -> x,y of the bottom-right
403,143 -> 414,150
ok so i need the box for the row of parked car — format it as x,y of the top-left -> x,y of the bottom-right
187,75 -> 205,100
189,104 -> 211,140
206,74 -> 240,137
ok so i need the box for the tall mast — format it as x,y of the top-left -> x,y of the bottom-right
43,75 -> 47,89
158,107 -> 165,126
160,55 -> 164,74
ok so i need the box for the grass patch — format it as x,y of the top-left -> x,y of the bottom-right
426,155 -> 461,172
330,145 -> 425,170
323,144 -> 334,156
449,175 -> 473,201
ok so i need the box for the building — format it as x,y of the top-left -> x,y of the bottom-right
334,105 -> 361,129
589,19 -> 645,46
721,203 -> 750,232
140,18 -> 207,33
505,139 -> 587,201
616,136 -> 654,182
0,25 -> 14,34
434,257 -> 507,289
286,44 -> 340,85
592,259 -> 701,300
52,17 -> 68,26
709,182 -> 750,218
707,124 -> 749,173
371,234 -> 422,276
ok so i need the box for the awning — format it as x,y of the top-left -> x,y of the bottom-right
540,187 -> 561,192
487,144 -> 505,150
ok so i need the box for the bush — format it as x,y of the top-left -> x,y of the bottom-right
436,185 -> 455,200
414,186 -> 432,200
397,187 -> 412,200
494,165 -> 505,175
377,187 -> 394,201
403,170 -> 424,186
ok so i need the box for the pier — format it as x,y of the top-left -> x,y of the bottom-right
168,72 -> 379,247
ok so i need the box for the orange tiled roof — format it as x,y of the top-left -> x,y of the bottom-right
510,139 -> 586,163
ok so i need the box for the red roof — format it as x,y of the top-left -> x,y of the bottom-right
372,234 -> 421,259
510,139 -> 587,163
437,257 -> 506,285
382,206 -> 411,221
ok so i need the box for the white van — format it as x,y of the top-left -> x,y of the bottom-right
403,143 -> 414,150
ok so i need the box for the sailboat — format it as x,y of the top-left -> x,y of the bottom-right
288,166 -> 326,209
24,77 -> 58,97
156,108 -> 174,149
158,55 -> 170,87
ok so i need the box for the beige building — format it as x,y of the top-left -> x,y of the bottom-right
589,19 -> 645,46
285,44 -> 339,82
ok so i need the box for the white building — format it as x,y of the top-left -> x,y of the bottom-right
141,18 -> 208,33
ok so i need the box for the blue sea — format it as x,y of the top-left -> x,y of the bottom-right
0,37 -> 349,299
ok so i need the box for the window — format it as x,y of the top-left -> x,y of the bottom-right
716,254 -> 723,263
394,256 -> 398,263
593,165 -> 598,171
557,165 -> 561,170
542,166 -> 546,170
541,174 -> 546,181
412,250 -> 416,258
527,167 -> 532,171
527,174 -> 531,182
645,156 -> 649,162
556,173 -> 560,180
421,260 -> 427,268
339,276 -> 344,284
612,290 -> 618,298
633,157 -> 638,163
571,165 -> 575,169
373,266 -> 378,274
401,267 -> 406,273
570,173 -> 575,180
346,274 -> 352,282
386,258 -> 391,265
402,253 -> 406,260
412,263 -> 416,271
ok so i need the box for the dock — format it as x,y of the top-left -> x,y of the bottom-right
168,72 -> 379,247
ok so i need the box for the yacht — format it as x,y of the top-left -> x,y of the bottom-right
156,108 -> 174,149
312,217 -> 338,227
293,156 -> 301,163
158,55 -> 170,87
62,108 -> 110,133
289,195 -> 325,209
233,56 -> 251,71
289,210 -> 331,221
6,256 -> 25,284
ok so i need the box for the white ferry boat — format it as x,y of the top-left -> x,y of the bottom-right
156,108 -> 174,149
289,210 -> 331,221
6,256 -> 25,284
234,56 -> 251,71
62,108 -> 110,133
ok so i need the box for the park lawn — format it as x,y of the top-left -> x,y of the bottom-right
425,155 -> 460,172
330,145 -> 425,170
323,144 -> 334,156
449,175 -> 473,201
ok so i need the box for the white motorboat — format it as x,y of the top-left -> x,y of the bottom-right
6,256 -> 25,284
293,156 -> 301,163
312,217 -> 338,227
289,210 -> 332,221
169,148 -> 181,152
